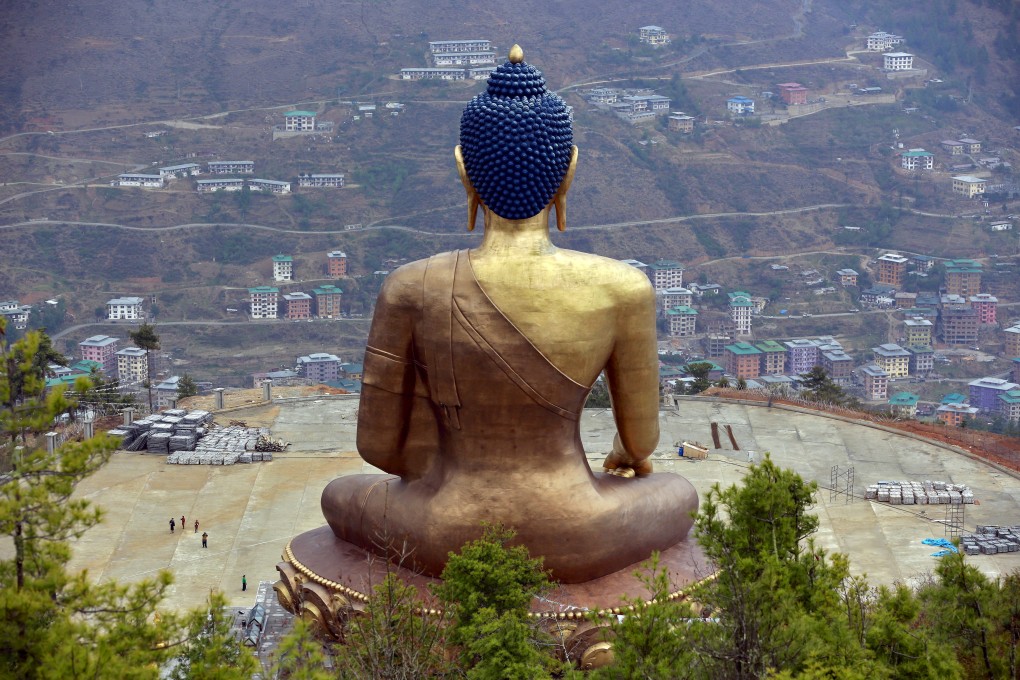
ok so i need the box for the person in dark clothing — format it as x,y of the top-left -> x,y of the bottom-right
242,575 -> 247,592
201,532 -> 208,548
169,518 -> 175,533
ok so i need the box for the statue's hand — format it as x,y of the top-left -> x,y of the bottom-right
603,449 -> 654,477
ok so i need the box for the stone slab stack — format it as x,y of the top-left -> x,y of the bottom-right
864,480 -> 975,506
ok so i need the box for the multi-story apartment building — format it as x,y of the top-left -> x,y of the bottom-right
999,390 -> 1020,423
776,82 -> 808,105
969,294 -> 997,324
313,284 -> 343,318
668,113 -> 695,133
153,376 -> 181,409
648,260 -> 684,290
900,149 -> 934,170
158,163 -> 201,178
79,335 -> 119,372
875,253 -> 908,287
944,259 -> 982,296
250,179 -> 291,194
860,365 -> 890,401
755,340 -> 787,375
283,292 -> 313,320
785,339 -> 821,376
959,138 -> 982,154
1005,324 -> 1020,357
820,347 -> 854,384
724,342 -> 762,380
872,343 -> 911,378
106,296 -> 145,321
904,318 -> 933,346
866,31 -> 903,51
327,251 -> 348,279
938,402 -> 978,426
952,175 -> 987,197
429,40 -> 493,53
666,306 -> 697,337
883,52 -> 914,70
249,286 -> 279,319
938,306 -> 979,345
907,345 -> 934,375
729,291 -> 753,336
273,255 -> 293,282
207,160 -> 254,174
284,110 -> 316,131
888,392 -> 919,418
968,378 -> 1020,413
836,269 -> 859,287
298,174 -> 345,188
297,353 -> 342,383
661,287 -> 694,312
116,347 -> 149,386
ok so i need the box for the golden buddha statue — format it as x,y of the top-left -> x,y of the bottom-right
322,46 -> 698,584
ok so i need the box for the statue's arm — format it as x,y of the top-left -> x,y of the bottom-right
356,271 -> 422,477
603,278 -> 660,475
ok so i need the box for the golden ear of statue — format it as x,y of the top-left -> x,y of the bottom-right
553,146 -> 579,232
454,145 -> 480,232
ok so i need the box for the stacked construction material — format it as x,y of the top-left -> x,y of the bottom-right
166,425 -> 286,465
961,527 -> 1020,556
115,410 -> 214,453
864,480 -> 975,506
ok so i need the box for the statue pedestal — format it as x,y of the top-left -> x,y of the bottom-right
275,525 -> 713,669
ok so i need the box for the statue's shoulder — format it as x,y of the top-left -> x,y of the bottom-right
377,258 -> 430,307
557,250 -> 653,299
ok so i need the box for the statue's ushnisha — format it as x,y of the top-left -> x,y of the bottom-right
321,46 -> 698,583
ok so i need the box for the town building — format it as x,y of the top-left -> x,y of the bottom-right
252,370 -> 305,388
860,365 -> 890,401
894,292 -> 917,309
327,250 -> 348,279
959,138 -> 982,154
872,343 -> 911,378
755,340 -> 787,375
937,402 -> 978,426
938,305 -> 979,345
999,390 -> 1020,423
883,52 -> 914,70
900,149 -> 934,170
196,178 -> 244,192
638,25 -> 670,46
969,378 -> 1020,413
106,296 -> 144,321
876,253 -> 909,287
944,259 -> 982,296
666,306 -> 698,337
589,88 -> 619,104
888,392 -> 919,418
273,255 -> 293,282
249,179 -> 291,194
969,294 -> 997,324
284,111 -> 317,131
903,318 -> 933,346
340,362 -> 364,381
648,260 -> 684,290
867,32 -> 904,51
429,39 -> 492,53
400,68 -> 466,80
942,140 -> 965,155
0,304 -> 29,330
158,163 -> 201,178
249,286 -> 279,319
952,175 -> 987,197
115,347 -> 148,386
153,376 -> 182,410
835,269 -> 859,286
726,96 -> 755,115
661,287 -> 694,311
785,339 -> 821,376
668,113 -> 695,133
776,82 -> 809,105
907,345 -> 934,375
297,353 -> 342,383
728,291 -> 753,336
724,342 -> 762,380
79,335 -> 119,373
1004,324 -> 1020,357
282,292 -> 313,320
705,334 -> 731,358
207,160 -> 254,174
433,52 -> 497,67
820,347 -> 854,384
298,173 -> 345,188
312,284 -> 343,318
860,285 -> 896,306
116,173 -> 164,188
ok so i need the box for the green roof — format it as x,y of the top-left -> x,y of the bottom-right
725,342 -> 761,356
901,150 -> 932,157
755,340 -> 785,353
666,306 -> 697,315
313,285 -> 343,295
649,259 -> 683,270
272,254 -> 293,262
999,390 -> 1020,404
249,286 -> 279,293
285,110 -> 317,117
945,259 -> 983,273
942,393 -> 967,404
888,392 -> 920,406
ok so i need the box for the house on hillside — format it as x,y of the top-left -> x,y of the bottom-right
207,160 -> 254,175
726,96 -> 755,115
883,52 -> 914,71
284,111 -> 316,131
638,26 -> 670,46
900,149 -> 934,170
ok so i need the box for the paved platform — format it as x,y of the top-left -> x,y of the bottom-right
57,396 -> 1020,614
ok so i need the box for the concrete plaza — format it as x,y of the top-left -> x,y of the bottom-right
63,396 -> 1020,614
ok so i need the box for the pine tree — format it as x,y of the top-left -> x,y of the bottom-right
129,323 -> 160,412
177,374 -> 199,400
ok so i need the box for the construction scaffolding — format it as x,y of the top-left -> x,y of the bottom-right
830,465 -> 855,504
945,503 -> 964,538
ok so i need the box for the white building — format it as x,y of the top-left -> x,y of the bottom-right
116,173 -> 164,188
116,346 -> 149,386
867,32 -> 904,51
207,160 -> 254,174
638,26 -> 670,46
106,296 -> 144,321
433,52 -> 497,67
284,111 -> 317,131
883,52 -> 914,70
298,173 -> 345,188
196,178 -> 244,193
249,287 -> 279,319
727,96 -> 755,115
0,302 -> 30,329
900,149 -> 934,170
400,68 -> 466,80
429,40 -> 492,54
249,179 -> 291,194
153,376 -> 181,409
158,163 -> 201,178
661,287 -> 694,311
272,255 -> 293,282
666,306 -> 697,337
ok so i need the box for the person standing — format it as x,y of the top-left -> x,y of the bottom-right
180,515 -> 185,528
169,518 -> 175,533
201,532 -> 208,548
194,519 -> 199,533
241,575 -> 247,592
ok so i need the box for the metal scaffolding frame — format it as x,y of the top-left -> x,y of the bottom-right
830,465 -> 855,504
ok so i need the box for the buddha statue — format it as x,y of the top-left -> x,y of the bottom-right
321,46 -> 698,584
